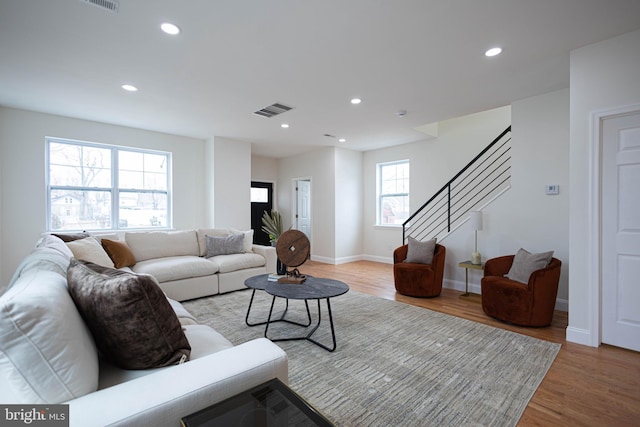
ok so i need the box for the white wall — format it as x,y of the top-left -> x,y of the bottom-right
360,95 -> 570,309
207,136 -> 252,229
362,106 -> 512,262
277,147 -> 336,261
441,90 -> 570,305
334,148 -> 364,262
568,29 -> 640,346
0,122 -> 3,284
275,147 -> 363,263
0,107 -> 207,288
251,155 -> 278,184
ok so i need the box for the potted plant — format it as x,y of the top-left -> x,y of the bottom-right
261,210 -> 286,244
261,210 -> 290,275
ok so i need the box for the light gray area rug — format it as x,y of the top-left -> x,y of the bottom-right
183,289 -> 560,426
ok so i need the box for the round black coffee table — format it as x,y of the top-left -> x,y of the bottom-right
243,275 -> 311,328
264,276 -> 349,352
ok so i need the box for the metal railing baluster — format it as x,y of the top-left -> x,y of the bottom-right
402,126 -> 511,244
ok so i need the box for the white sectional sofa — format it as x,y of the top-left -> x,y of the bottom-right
126,229 -> 276,300
61,228 -> 277,301
0,234 -> 288,427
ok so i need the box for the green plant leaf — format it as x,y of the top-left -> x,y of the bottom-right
261,210 -> 283,241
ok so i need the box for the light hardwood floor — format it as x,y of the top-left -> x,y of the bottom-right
301,260 -> 640,427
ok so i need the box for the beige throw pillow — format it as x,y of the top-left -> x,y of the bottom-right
66,237 -> 115,268
231,228 -> 254,253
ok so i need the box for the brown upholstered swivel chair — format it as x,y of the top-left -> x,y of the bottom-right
481,255 -> 561,327
393,243 -> 446,297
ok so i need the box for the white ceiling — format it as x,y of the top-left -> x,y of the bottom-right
1,0 -> 640,158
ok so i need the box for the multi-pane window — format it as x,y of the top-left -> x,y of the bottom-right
377,160 -> 409,225
46,138 -> 171,231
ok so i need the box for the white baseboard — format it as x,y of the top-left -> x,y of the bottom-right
309,254 -> 335,264
566,326 -> 597,347
362,254 -> 393,264
309,255 -> 366,265
310,254 -> 394,265
334,255 -> 364,265
443,278 -> 480,294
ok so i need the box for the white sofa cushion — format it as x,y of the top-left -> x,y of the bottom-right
126,230 -> 199,262
209,253 -> 266,274
96,325 -> 233,390
196,228 -> 231,256
0,270 -> 99,404
183,325 -> 234,359
8,235 -> 72,286
168,298 -> 198,325
66,236 -> 115,268
38,234 -> 74,258
68,339 -> 288,427
132,256 -> 219,282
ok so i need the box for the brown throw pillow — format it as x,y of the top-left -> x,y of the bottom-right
101,238 -> 136,268
66,259 -> 191,370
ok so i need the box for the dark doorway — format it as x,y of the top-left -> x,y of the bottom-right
251,181 -> 273,246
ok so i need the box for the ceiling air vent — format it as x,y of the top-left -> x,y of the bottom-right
81,0 -> 119,13
253,102 -> 294,118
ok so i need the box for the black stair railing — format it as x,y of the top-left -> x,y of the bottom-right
402,126 -> 512,243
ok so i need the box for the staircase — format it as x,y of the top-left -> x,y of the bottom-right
402,126 -> 512,243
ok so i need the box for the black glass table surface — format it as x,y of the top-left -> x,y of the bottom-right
180,378 -> 334,427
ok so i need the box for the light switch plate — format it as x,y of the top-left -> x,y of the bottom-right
546,185 -> 559,195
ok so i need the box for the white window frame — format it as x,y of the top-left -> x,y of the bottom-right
45,137 -> 172,231
376,159 -> 410,226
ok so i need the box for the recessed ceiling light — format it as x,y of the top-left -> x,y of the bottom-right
161,22 -> 181,35
485,47 -> 502,57
338,138 -> 346,143
121,84 -> 138,92
350,98 -> 362,105
281,123 -> 289,128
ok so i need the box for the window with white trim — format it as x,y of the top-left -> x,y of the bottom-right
46,138 -> 171,231
377,160 -> 409,225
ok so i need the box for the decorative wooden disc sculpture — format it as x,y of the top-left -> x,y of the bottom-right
275,230 -> 310,284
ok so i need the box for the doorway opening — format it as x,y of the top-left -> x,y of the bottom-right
294,178 -> 312,245
251,181 -> 273,246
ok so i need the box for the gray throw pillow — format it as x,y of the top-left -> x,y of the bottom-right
506,248 -> 554,284
67,259 -> 191,370
205,233 -> 245,257
404,237 -> 437,265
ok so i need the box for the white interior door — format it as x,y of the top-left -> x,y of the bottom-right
295,179 -> 311,238
602,110 -> 640,352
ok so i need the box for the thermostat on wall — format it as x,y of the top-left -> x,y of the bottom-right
546,185 -> 559,195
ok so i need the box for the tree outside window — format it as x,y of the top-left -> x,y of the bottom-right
47,138 -> 171,231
